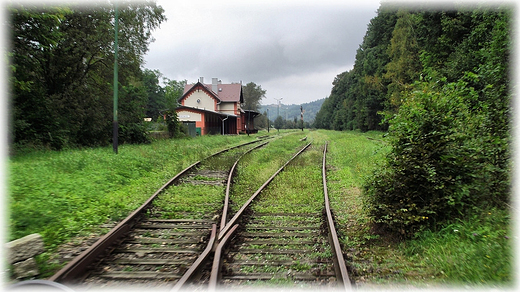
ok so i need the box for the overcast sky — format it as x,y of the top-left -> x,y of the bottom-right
143,0 -> 382,105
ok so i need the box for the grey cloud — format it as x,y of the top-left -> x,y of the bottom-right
144,2 -> 378,103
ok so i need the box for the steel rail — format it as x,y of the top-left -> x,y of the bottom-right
49,139 -> 265,284
49,160 -> 201,283
206,142 -> 312,289
205,139 -> 260,159
208,224 -> 239,292
170,141 -> 270,291
220,141 -> 270,232
170,224 -> 217,292
322,142 -> 351,290
217,142 -> 312,241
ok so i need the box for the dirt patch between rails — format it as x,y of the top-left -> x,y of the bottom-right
181,170 -> 228,186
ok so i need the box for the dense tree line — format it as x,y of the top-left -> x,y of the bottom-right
314,6 -> 397,131
9,1 -> 167,151
316,3 -> 512,236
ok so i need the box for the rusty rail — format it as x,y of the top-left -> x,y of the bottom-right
322,142 -> 351,289
170,224 -> 217,292
170,141 -> 271,290
220,141 -> 269,232
49,160 -> 200,283
207,142 -> 312,289
50,139 -> 266,284
208,224 -> 239,292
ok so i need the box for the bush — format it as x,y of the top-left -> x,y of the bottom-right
119,122 -> 151,144
364,78 -> 509,237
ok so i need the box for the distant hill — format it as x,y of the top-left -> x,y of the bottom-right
259,98 -> 325,123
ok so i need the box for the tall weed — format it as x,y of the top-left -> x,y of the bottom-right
403,207 -> 512,285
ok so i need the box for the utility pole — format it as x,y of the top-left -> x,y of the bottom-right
113,3 -> 119,154
267,108 -> 269,133
300,106 -> 304,131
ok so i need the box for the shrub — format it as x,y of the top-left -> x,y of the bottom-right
364,78 -> 509,237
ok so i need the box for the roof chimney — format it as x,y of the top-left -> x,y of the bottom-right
212,78 -> 218,94
199,77 -> 204,84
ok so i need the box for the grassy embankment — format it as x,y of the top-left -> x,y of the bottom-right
7,129 -> 512,286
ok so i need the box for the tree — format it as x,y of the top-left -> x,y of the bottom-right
363,6 -> 512,237
314,4 -> 397,132
254,111 -> 269,129
242,82 -> 266,111
161,79 -> 186,138
118,84 -> 150,144
273,116 -> 284,131
9,1 -> 166,150
143,69 -> 166,120
384,9 -> 421,112
163,79 -> 186,112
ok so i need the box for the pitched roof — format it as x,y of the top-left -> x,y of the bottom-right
182,82 -> 243,103
180,82 -> 219,103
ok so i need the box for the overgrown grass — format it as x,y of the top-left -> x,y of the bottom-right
7,134 -> 257,248
403,207 -> 512,285
153,184 -> 223,219
323,130 -> 389,247
230,131 -> 308,210
7,129 -> 513,287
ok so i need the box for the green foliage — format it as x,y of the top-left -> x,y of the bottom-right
9,1 -> 166,150
404,208 -> 511,284
384,9 -> 421,111
365,80 -> 475,235
313,3 -> 513,237
118,84 -> 151,144
273,116 -> 284,131
364,73 -> 510,236
163,78 -> 187,112
143,69 -> 166,120
8,134 -> 257,248
164,110 -> 181,138
242,82 -> 266,112
314,4 -> 398,131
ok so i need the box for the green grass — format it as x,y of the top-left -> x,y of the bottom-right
229,131 -> 308,210
7,129 -> 513,286
153,184 -> 223,219
403,207 -> 512,285
317,130 -> 512,288
8,134 -> 257,248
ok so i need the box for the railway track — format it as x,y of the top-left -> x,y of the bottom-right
35,134 -> 351,291
206,142 -> 350,291
47,138 -> 269,289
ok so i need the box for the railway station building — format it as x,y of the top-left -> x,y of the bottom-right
176,77 -> 259,136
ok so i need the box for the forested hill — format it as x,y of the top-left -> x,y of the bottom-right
322,2 -> 512,237
260,98 -> 325,123
314,3 -> 511,133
